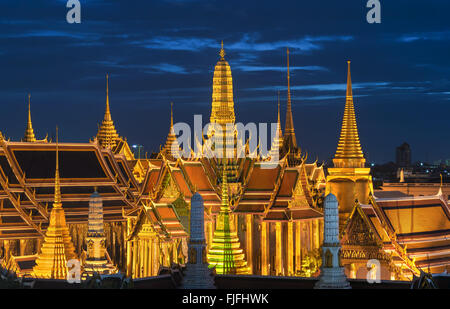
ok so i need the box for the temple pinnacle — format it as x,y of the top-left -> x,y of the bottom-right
219,40 -> 226,59
54,126 -> 62,209
333,60 -> 365,168
23,93 -> 37,142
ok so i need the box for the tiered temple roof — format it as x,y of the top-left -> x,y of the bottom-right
342,192 -> 450,277
0,140 -> 140,240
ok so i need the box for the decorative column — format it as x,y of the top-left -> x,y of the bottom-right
246,214 -> 253,274
295,221 -> 301,274
315,194 -> 351,289
126,218 -> 133,277
261,221 -> 268,275
275,222 -> 282,275
133,240 -> 139,278
287,221 -> 294,276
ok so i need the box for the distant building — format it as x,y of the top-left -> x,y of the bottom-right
396,143 -> 411,167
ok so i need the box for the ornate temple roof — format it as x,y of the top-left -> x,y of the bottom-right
343,193 -> 450,276
0,139 -> 140,240
333,61 -> 365,168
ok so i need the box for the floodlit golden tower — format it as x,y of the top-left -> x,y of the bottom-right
162,102 -> 180,160
208,42 -> 238,179
207,166 -> 249,274
23,94 -> 37,143
281,48 -> 301,165
326,61 -> 372,226
33,128 -> 77,279
96,74 -> 120,149
210,41 -> 235,125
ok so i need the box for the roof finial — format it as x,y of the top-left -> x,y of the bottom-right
346,60 -> 352,98
219,40 -> 225,60
282,46 -> 298,159
23,93 -> 36,142
54,126 -> 62,209
170,101 -> 174,129
105,74 -> 111,121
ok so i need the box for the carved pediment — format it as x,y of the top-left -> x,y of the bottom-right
342,209 -> 379,247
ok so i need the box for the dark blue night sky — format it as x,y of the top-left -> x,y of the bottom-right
1,0 -> 449,164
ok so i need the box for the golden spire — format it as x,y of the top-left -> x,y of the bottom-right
54,127 -> 62,209
162,102 -> 180,160
282,47 -> 300,164
170,101 -> 174,130
32,127 -> 77,279
104,74 -> 112,121
210,41 -> 235,124
23,94 -> 37,142
96,74 -> 120,149
207,165 -> 249,275
219,40 -> 225,60
277,90 -> 283,142
333,61 -> 365,168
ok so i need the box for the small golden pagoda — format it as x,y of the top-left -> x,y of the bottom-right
160,102 -> 180,160
269,91 -> 284,159
326,61 -> 372,226
207,165 -> 249,275
96,74 -> 120,149
32,129 -> 78,279
23,94 -> 36,143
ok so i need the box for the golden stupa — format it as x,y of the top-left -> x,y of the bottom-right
326,61 -> 372,222
161,102 -> 180,159
32,129 -> 78,279
207,165 -> 249,275
96,74 -> 120,149
333,61 -> 365,169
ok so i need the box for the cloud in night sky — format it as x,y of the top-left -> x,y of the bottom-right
1,0 -> 450,163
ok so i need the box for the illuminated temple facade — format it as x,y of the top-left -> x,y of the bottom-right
0,44 -> 449,281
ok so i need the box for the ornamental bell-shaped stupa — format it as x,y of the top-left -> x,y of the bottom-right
83,190 -> 116,276
182,193 -> 215,288
315,193 -> 351,289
